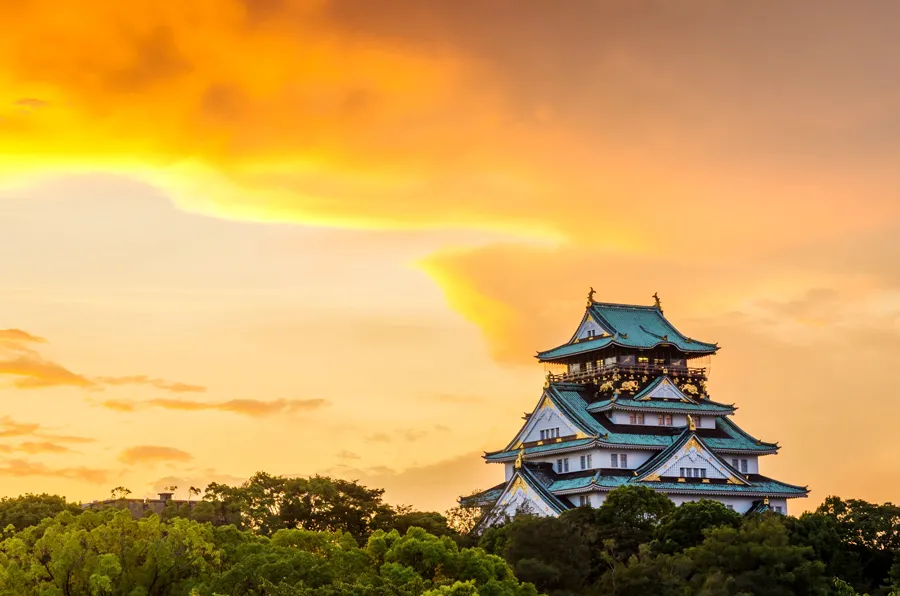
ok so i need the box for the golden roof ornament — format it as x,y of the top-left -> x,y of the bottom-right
514,447 -> 525,469
687,414 -> 696,431
587,286 -> 596,306
652,292 -> 663,313
544,371 -> 552,388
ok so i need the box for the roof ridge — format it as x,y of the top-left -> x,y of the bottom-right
590,301 -> 658,310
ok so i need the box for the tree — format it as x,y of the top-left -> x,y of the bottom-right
0,509 -> 220,594
786,496 -> 900,594
200,472 -> 395,542
0,494 -> 82,533
389,510 -> 458,539
605,516 -> 829,596
482,515 -> 590,596
592,485 -> 675,562
683,516 -> 828,595
654,499 -> 741,554
110,486 -> 131,500
188,486 -> 202,501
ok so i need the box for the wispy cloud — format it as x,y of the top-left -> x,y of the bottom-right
0,459 -> 108,483
364,428 -> 431,444
337,450 -> 360,460
0,416 -> 93,444
17,441 -> 72,455
95,376 -> 206,393
0,329 -> 202,392
0,329 -> 47,344
101,397 -> 328,417
431,394 -> 486,405
118,445 -> 193,466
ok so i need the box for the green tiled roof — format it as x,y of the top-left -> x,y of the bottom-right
459,483 -> 505,507
586,397 -> 734,415
486,438 -> 595,462
547,471 -> 807,497
516,466 -> 571,515
490,383 -> 777,459
537,302 -> 718,360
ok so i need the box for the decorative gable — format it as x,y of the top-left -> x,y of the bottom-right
573,315 -> 611,342
639,435 -> 748,484
634,376 -> 694,402
484,472 -> 562,525
519,395 -> 582,445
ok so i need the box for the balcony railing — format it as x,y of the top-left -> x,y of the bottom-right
549,363 -> 707,384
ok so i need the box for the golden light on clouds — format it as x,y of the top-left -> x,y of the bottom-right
1,1 -> 900,512
118,445 -> 193,466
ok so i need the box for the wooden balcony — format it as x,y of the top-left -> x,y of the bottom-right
549,363 -> 707,384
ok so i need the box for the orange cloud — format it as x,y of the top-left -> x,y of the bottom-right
17,441 -> 72,455
0,459 -> 108,483
95,375 -> 206,393
0,355 -> 96,389
0,328 -> 206,393
118,445 -> 193,466
0,416 -> 94,446
101,397 -> 328,417
0,417 -> 41,439
0,329 -> 47,344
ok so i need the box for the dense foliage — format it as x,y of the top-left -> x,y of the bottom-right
0,476 -> 898,595
479,486 -> 900,596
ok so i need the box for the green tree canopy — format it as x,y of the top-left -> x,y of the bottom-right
653,499 -> 742,554
0,493 -> 81,533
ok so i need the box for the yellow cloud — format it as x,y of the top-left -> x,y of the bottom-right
95,376 -> 206,393
118,445 -> 193,466
17,441 -> 72,455
101,397 -> 328,417
0,459 -> 108,483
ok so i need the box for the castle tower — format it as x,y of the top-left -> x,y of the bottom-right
462,293 -> 807,526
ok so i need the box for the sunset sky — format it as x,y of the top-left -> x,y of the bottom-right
2,0 -> 900,512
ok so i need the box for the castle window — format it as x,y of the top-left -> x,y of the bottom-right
611,454 -> 619,468
629,413 -> 645,425
654,358 -> 666,366
657,415 -> 664,425
580,454 -> 593,470
638,356 -> 649,364
695,415 -> 703,427
732,458 -> 739,469
556,459 -> 563,473
657,414 -> 674,426
580,455 -> 586,470
726,504 -> 734,510
775,506 -> 783,514
620,454 -> 628,467
700,468 -> 706,478
563,458 -> 570,472
679,467 -> 685,477
665,415 -> 673,425
587,454 -> 592,468
579,495 -> 590,507
740,459 -> 748,473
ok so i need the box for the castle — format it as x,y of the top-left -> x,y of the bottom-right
463,292 -> 807,526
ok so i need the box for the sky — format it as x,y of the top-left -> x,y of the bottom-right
1,0 -> 899,513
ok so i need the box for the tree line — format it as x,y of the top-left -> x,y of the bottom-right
0,474 -> 897,595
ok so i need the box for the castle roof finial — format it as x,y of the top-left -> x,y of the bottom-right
652,292 -> 663,313
514,447 -> 525,469
587,286 -> 596,307
687,414 -> 696,432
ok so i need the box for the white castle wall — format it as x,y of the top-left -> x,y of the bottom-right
609,411 -> 713,428
562,492 -> 789,515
